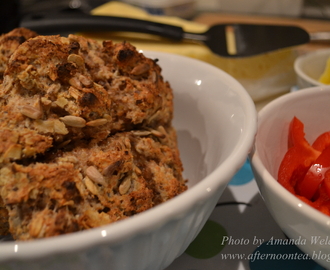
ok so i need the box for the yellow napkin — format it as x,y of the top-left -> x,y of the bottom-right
81,1 -> 296,102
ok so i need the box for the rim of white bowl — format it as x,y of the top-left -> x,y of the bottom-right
0,51 -> 257,261
254,86 -> 330,228
294,49 -> 330,87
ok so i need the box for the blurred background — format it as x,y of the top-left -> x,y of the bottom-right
2,0 -> 330,35
2,0 -> 330,103
16,0 -> 330,19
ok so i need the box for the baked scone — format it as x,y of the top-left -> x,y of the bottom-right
0,29 -> 187,240
0,128 -> 186,240
0,34 -> 173,162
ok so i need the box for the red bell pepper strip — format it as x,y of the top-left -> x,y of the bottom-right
288,116 -> 309,148
278,117 -> 321,193
312,131 -> 330,152
278,145 -> 319,194
296,145 -> 330,200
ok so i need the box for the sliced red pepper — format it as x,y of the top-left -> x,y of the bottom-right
278,117 -> 321,194
288,116 -> 310,148
278,145 -> 319,194
312,131 -> 330,152
296,145 -> 330,200
278,116 -> 330,216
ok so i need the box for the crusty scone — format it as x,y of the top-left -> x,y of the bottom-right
0,29 -> 187,240
0,128 -> 186,240
0,34 -> 173,161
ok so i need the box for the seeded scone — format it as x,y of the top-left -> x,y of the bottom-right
0,34 -> 173,160
0,29 -> 187,240
1,129 -> 186,240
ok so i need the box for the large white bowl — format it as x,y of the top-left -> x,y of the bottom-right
0,51 -> 257,270
294,49 -> 330,89
251,86 -> 330,269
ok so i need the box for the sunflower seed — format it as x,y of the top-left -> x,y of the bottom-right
86,118 -> 108,127
60,115 -> 86,127
86,166 -> 106,185
131,63 -> 150,75
131,130 -> 151,136
118,177 -> 131,195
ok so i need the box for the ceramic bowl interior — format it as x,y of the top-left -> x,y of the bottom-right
251,86 -> 330,269
294,49 -> 330,89
0,51 -> 257,270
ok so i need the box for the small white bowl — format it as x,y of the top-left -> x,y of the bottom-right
251,86 -> 330,269
294,49 -> 330,89
0,51 -> 257,270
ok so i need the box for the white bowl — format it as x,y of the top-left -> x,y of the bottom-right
294,49 -> 330,89
0,51 -> 257,270
251,86 -> 330,269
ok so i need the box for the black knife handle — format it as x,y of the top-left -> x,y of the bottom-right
20,13 -> 185,40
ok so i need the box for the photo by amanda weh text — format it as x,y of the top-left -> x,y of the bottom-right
222,235 -> 330,246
